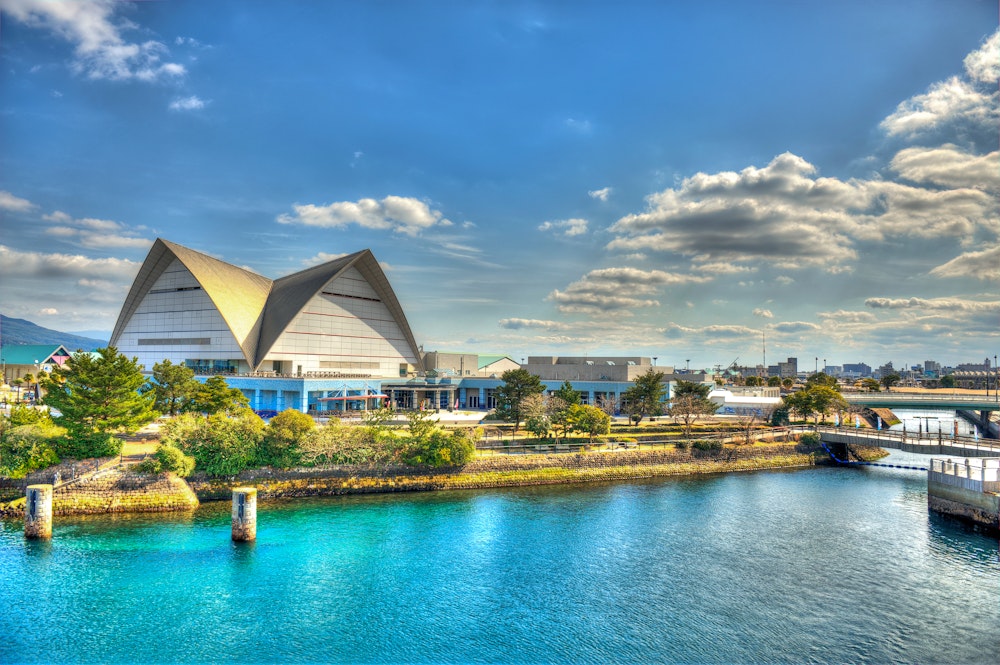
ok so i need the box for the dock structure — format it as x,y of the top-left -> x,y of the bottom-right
927,458 -> 999,532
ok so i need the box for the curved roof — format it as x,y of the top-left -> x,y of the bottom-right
111,239 -> 421,371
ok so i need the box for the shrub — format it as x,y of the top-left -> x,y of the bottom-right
136,444 -> 196,477
298,420 -> 393,466
56,431 -> 122,460
0,422 -> 62,478
260,409 -> 315,467
163,411 -> 265,476
799,432 -> 821,446
674,440 -> 689,450
399,429 -> 475,467
692,440 -> 723,452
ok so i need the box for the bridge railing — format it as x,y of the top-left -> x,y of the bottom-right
929,458 -> 1000,493
841,392 -> 1000,407
812,424 -> 1000,455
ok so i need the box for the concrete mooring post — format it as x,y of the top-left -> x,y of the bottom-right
231,487 -> 257,542
24,484 -> 53,540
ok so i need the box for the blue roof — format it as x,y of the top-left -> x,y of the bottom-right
0,344 -> 72,365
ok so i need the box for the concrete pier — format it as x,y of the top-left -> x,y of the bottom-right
927,458 -> 1000,532
231,487 -> 257,542
24,484 -> 53,540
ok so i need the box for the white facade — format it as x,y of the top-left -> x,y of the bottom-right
115,258 -> 247,373
110,239 -> 421,378
264,267 -> 415,377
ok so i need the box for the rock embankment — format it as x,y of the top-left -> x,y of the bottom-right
1,443 -> 824,517
0,467 -> 199,517
187,443 -> 821,501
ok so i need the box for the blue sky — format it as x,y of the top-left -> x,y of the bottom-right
1,0 -> 997,371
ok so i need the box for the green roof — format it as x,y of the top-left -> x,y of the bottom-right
0,344 -> 72,365
478,355 -> 516,369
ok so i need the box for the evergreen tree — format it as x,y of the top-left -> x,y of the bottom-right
188,375 -> 251,415
41,347 -> 157,458
668,379 -> 717,437
493,368 -> 545,437
622,368 -> 666,424
147,359 -> 199,417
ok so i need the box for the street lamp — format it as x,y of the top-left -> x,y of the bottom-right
652,357 -> 657,367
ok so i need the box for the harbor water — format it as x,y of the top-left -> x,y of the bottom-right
1,451 -> 998,664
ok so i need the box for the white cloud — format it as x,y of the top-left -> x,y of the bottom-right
302,251 -> 348,267
608,153 -> 864,269
546,266 -> 709,314
963,29 -> 1000,84
277,195 -> 450,236
865,296 -> 1000,313
880,29 -> 999,138
538,218 -> 588,237
3,0 -> 187,82
169,95 -> 206,111
930,245 -> 1000,282
752,308 -> 773,318
608,150 -> 998,272
41,213 -> 152,249
0,245 -> 139,279
661,322 -> 760,340
771,321 -> 822,333
588,187 -> 612,201
0,190 -> 36,212
498,318 -> 570,331
817,310 -> 877,324
890,145 -> 1000,193
565,117 -> 592,134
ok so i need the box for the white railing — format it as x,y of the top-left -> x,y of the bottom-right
929,457 -> 1000,493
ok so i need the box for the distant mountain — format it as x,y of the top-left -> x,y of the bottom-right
0,314 -> 107,351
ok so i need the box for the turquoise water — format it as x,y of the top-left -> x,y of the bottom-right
2,452 -> 998,664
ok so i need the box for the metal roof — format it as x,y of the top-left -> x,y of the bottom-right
110,239 -> 421,371
0,344 -> 72,365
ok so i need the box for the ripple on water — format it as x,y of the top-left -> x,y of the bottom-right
1,468 -> 998,664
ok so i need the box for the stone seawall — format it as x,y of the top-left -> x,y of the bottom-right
187,443 -> 821,501
52,468 -> 200,515
0,468 -> 200,517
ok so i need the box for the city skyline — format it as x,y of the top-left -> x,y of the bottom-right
1,1 -> 997,370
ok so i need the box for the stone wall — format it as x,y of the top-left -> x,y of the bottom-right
51,468 -> 199,515
187,443 -> 819,501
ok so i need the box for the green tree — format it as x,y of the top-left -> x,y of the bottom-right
548,381 -> 580,442
859,378 -> 881,393
568,404 -> 611,443
622,368 -> 666,424
806,372 -> 838,389
260,409 -> 316,467
669,380 -> 717,437
0,414 -> 63,478
939,374 -> 955,389
745,375 -> 763,387
299,419 -> 390,466
135,443 -> 196,477
782,390 -> 813,423
162,411 -> 265,476
399,428 -> 475,467
766,376 -> 782,387
493,369 -> 545,437
41,347 -> 157,459
147,360 -> 198,417
188,375 -> 250,415
781,377 -> 795,389
880,373 -> 901,391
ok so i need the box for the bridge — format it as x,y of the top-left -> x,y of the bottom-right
813,424 -> 1000,458
841,392 -> 1000,438
842,392 -> 1000,411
